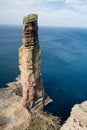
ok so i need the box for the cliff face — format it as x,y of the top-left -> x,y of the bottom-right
19,14 -> 51,111
61,101 -> 87,130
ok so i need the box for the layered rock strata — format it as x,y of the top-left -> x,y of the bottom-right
61,101 -> 87,130
19,14 -> 51,111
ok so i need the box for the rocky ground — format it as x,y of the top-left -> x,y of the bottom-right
0,77 -> 61,130
61,101 -> 87,130
0,77 -> 87,130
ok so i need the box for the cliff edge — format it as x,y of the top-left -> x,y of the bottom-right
61,101 -> 87,130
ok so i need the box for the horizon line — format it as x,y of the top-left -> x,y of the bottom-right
0,24 -> 87,29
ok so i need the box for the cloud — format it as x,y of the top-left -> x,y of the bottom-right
0,0 -> 87,27
38,9 -> 87,27
46,0 -> 61,2
66,0 -> 87,4
65,0 -> 87,12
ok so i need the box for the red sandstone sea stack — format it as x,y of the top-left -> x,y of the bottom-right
0,14 -> 60,130
19,14 -> 51,111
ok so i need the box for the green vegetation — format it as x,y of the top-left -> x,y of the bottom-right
29,112 -> 61,130
24,14 -> 37,21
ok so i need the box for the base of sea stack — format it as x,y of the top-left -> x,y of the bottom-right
27,92 -> 52,113
0,78 -> 61,130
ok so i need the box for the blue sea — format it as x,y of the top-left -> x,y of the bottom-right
0,25 -> 87,121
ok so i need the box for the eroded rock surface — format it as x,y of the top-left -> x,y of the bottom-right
61,101 -> 87,130
0,78 -> 30,130
19,14 -> 51,111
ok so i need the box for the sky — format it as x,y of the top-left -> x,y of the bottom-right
0,0 -> 87,27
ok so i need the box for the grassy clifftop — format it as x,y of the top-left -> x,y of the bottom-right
29,112 -> 61,130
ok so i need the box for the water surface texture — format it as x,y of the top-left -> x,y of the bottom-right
0,26 -> 87,121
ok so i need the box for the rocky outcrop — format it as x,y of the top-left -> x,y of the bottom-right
0,77 -> 60,130
0,78 -> 30,130
19,14 -> 51,111
61,101 -> 87,130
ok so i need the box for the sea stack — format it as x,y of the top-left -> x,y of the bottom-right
19,14 -> 51,111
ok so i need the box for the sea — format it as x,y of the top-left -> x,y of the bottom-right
0,25 -> 87,122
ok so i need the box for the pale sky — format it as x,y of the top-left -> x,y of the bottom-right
0,0 -> 87,27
